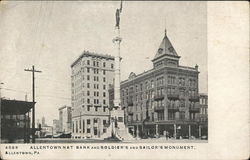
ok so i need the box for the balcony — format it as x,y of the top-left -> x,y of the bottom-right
189,106 -> 200,112
167,94 -> 179,100
168,105 -> 179,111
127,109 -> 134,115
154,105 -> 164,112
127,100 -> 133,106
154,94 -> 165,101
189,95 -> 199,102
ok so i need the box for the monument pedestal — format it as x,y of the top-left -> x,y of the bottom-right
102,107 -> 134,141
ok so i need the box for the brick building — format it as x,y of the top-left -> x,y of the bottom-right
71,51 -> 115,138
120,31 -> 203,139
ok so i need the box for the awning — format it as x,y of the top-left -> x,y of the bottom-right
1,99 -> 35,115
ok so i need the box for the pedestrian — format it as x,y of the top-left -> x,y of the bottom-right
166,131 -> 169,140
163,130 -> 166,139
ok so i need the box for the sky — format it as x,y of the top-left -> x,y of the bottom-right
0,1 -> 207,126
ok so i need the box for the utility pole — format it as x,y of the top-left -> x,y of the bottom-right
24,65 -> 42,143
0,82 -> 4,139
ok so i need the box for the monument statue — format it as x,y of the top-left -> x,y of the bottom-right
115,0 -> 122,28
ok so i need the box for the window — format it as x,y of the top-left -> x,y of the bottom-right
87,99 -> 90,104
82,120 -> 85,133
76,121 -> 78,133
87,75 -> 90,80
97,62 -> 99,67
103,92 -> 106,97
95,107 -> 98,112
158,111 -> 164,121
103,128 -> 107,133
87,68 -> 90,73
151,80 -> 154,88
179,78 -> 185,86
93,61 -> 96,66
168,111 -> 175,120
103,70 -> 106,75
103,99 -> 106,104
111,64 -> 114,69
94,118 -> 98,123
87,105 -> 90,111
87,119 -> 91,124
87,60 -> 90,65
103,62 -> 106,67
103,85 -> 106,90
103,120 -> 106,125
87,91 -> 90,96
94,127 -> 98,135
103,77 -> 106,82
103,106 -> 106,112
87,128 -> 91,133
180,111 -> 185,120
87,83 -> 90,88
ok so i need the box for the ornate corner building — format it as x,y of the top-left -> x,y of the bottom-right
119,31 -> 208,139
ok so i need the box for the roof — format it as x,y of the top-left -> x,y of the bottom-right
1,99 -> 35,115
71,51 -> 115,67
199,93 -> 208,97
153,31 -> 179,61
58,105 -> 71,110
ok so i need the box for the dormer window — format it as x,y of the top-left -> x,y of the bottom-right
168,47 -> 174,52
158,48 -> 163,54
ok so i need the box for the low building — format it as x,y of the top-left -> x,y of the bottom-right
1,98 -> 35,143
58,105 -> 72,133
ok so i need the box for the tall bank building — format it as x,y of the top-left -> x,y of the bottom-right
71,51 -> 115,138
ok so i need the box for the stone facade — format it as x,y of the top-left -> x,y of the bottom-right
58,105 -> 72,133
71,51 -> 115,138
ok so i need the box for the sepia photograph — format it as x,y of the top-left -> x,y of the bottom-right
0,1 -> 248,160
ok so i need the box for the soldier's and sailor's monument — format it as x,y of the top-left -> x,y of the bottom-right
107,1 -> 134,140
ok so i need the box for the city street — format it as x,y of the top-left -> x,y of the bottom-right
35,137 -> 207,143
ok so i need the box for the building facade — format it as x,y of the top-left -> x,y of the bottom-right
120,31 -> 203,139
52,119 -> 60,134
199,93 -> 208,138
58,105 -> 72,133
41,116 -> 46,127
71,51 -> 115,138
